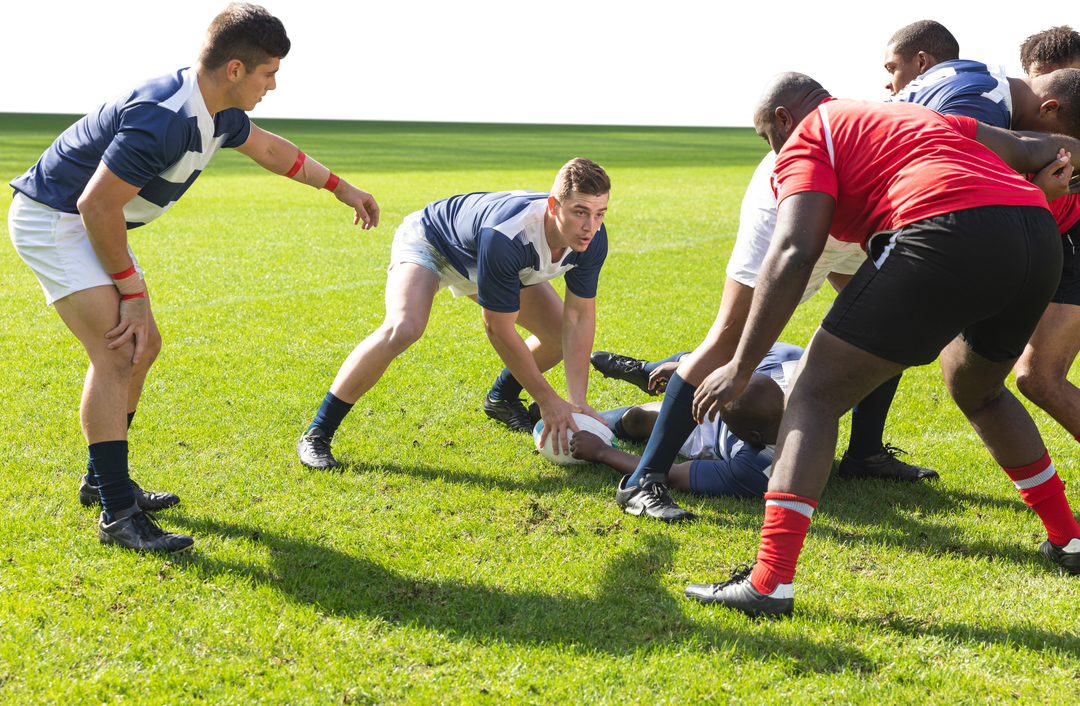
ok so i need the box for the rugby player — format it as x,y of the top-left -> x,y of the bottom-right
685,73 -> 1080,618
296,159 -> 610,470
7,3 -> 380,552
1020,26 -> 1080,78
574,344 -> 802,500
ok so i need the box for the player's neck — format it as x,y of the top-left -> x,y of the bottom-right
194,63 -> 229,116
543,210 -> 568,262
1008,77 -> 1038,130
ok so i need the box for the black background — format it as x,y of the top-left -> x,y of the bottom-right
2,8 -> 1054,122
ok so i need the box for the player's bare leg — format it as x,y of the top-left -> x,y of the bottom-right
329,263 -> 441,403
685,329 -> 905,615
53,286 -> 191,552
298,263 -> 440,469
941,336 -> 1080,573
1014,303 -> 1080,437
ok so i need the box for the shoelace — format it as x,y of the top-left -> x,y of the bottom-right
130,511 -> 166,539
306,433 -> 333,456
641,480 -> 676,506
608,354 -> 646,372
881,443 -> 910,459
504,399 -> 533,430
717,563 -> 755,589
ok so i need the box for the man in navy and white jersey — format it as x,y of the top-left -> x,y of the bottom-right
7,3 -> 380,553
297,159 -> 610,470
572,343 -> 802,501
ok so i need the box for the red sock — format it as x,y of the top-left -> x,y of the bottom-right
750,492 -> 818,594
1004,451 -> 1080,546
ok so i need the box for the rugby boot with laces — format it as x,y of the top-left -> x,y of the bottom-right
1039,537 -> 1080,575
483,395 -> 535,433
590,351 -> 655,395
684,563 -> 794,618
615,472 -> 695,522
98,505 -> 194,553
838,443 -> 939,482
78,475 -> 180,512
297,428 -> 340,469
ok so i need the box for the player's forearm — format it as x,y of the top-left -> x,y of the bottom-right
732,246 -> 810,376
595,446 -> 643,475
562,303 -> 595,407
485,324 -> 560,404
977,124 -> 1080,174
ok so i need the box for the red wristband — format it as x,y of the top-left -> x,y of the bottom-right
323,173 -> 340,192
285,150 -> 306,178
121,291 -> 146,301
111,265 -> 137,280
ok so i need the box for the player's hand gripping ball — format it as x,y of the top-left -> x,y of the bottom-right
533,413 -> 617,466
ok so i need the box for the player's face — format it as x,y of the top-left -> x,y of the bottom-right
549,192 -> 609,252
883,43 -> 920,95
231,58 -> 280,111
754,112 -> 785,154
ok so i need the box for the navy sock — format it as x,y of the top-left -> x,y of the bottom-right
626,373 -> 699,487
309,392 -> 355,438
847,373 -> 902,459
489,367 -> 525,402
642,351 -> 691,376
90,440 -> 135,523
86,411 -> 136,486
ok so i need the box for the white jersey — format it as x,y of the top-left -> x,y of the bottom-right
726,151 -> 866,304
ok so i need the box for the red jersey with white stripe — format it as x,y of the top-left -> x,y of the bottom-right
773,98 -> 1049,247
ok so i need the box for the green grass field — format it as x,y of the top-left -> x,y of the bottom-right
1,113 -> 1079,705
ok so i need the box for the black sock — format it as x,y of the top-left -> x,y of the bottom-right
85,412 -> 136,486
847,373 -> 902,458
309,392 -> 355,438
489,367 -> 525,402
90,440 -> 135,522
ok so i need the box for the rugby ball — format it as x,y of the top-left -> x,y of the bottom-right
533,413 -> 617,466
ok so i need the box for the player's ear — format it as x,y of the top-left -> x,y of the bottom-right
916,51 -> 931,73
547,195 -> 559,215
748,430 -> 763,444
1039,99 -> 1060,118
225,59 -> 245,82
774,106 -> 792,133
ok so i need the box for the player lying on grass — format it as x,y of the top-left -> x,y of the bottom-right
682,72 -> 1080,619
297,159 -> 609,470
574,343 -> 802,499
7,3 -> 379,553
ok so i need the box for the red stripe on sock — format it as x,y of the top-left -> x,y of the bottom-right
1003,451 -> 1052,481
1002,453 -> 1080,545
750,494 -> 815,594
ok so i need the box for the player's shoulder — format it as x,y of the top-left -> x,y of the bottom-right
101,69 -> 203,132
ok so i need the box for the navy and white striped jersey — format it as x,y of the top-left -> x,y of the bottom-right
420,191 -> 608,312
11,67 -> 251,228
891,59 -> 1012,129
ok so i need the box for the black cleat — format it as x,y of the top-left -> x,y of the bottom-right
483,396 -> 534,433
98,506 -> 194,554
1039,538 -> 1080,575
590,351 -> 656,395
615,473 -> 694,522
684,563 -> 794,618
527,401 -> 542,425
838,444 -> 939,482
78,475 -> 180,512
297,429 -> 340,469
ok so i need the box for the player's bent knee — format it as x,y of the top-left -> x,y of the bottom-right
380,318 -> 426,354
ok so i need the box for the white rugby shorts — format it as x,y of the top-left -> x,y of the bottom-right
388,211 -> 478,298
8,192 -> 143,306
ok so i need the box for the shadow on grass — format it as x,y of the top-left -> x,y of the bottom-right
168,514 -> 875,673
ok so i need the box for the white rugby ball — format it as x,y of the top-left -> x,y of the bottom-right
533,413 -> 617,466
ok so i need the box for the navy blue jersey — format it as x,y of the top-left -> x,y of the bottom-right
420,191 -> 608,312
891,60 -> 1012,128
11,67 -> 251,228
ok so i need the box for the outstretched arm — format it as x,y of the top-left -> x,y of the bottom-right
562,291 -> 603,422
235,124 -> 380,229
973,123 -> 1080,179
692,190 -> 835,423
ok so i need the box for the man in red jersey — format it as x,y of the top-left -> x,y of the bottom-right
683,73 -> 1080,618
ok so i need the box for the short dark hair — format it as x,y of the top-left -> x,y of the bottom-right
199,3 -> 290,71
551,158 -> 610,201
887,20 -> 960,63
1020,26 -> 1080,76
1046,69 -> 1080,139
